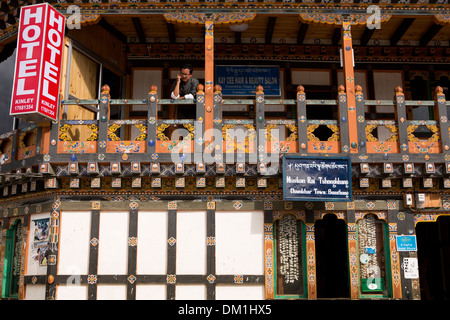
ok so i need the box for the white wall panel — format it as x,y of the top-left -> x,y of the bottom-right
58,211 -> 91,275
98,211 -> 129,275
215,211 -> 264,275
97,284 -> 127,300
216,285 -> 265,300
176,211 -> 207,275
176,284 -> 207,300
25,285 -> 46,300
56,285 -> 88,300
136,284 -> 166,300
137,211 -> 168,275
292,70 -> 330,86
132,69 -> 162,111
373,71 -> 403,101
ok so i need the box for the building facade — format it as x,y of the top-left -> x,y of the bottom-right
0,0 -> 449,300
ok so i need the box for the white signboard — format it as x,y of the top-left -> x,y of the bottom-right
403,257 -> 419,279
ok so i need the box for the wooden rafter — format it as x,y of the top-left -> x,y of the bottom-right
131,17 -> 146,43
420,23 -> 444,46
166,22 -> 176,43
390,18 -> 415,46
332,27 -> 341,46
297,22 -> 309,45
98,18 -> 127,44
265,17 -> 276,44
360,28 -> 375,46
235,31 -> 241,44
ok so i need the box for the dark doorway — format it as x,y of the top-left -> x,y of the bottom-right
315,214 -> 350,298
416,216 -> 450,300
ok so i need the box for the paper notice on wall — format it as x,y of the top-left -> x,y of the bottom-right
30,218 -> 50,267
403,257 -> 419,279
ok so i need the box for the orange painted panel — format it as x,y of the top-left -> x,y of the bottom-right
156,140 -> 194,153
265,140 -> 298,153
307,141 -> 340,153
408,141 -> 441,154
366,141 -> 400,153
57,141 -> 97,153
17,146 -> 36,160
106,141 -> 146,153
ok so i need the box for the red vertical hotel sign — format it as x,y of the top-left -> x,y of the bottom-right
10,4 -> 65,122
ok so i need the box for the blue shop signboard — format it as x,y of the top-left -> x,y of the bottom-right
396,235 -> 418,252
216,65 -> 281,96
282,156 -> 352,202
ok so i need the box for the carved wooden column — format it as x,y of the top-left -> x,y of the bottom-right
204,19 -> 214,145
263,210 -> 274,299
341,21 -> 358,154
306,223 -> 317,299
147,84 -> 158,156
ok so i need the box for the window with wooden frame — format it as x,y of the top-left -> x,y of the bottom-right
273,214 -> 307,298
357,214 -> 392,297
2,219 -> 23,299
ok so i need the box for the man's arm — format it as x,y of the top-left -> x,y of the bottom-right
171,74 -> 182,99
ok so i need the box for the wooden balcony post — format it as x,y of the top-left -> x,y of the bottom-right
296,85 -> 307,154
337,85 -> 350,154
48,91 -> 63,155
196,84 -> 206,157
255,85 -> 265,164
212,85 -> 222,162
204,19 -> 214,145
355,85 -> 367,154
394,86 -> 408,157
147,84 -> 158,155
341,20 -> 358,153
98,84 -> 110,154
434,86 -> 450,156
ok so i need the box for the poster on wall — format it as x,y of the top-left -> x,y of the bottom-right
30,218 -> 50,267
282,156 -> 352,202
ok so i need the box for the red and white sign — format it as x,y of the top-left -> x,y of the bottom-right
10,3 -> 65,123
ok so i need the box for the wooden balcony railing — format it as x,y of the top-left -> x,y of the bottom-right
0,84 -> 448,174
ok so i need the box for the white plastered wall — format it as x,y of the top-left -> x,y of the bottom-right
176,210 -> 207,275
215,210 -> 265,299
56,210 -> 91,300
31,208 -> 266,300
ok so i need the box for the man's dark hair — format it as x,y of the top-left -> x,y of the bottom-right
181,64 -> 193,75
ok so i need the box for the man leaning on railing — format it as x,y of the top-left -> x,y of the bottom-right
170,64 -> 199,100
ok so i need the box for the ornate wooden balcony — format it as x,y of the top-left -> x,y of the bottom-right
0,84 -> 448,179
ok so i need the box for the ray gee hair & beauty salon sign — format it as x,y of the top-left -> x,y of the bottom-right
282,156 -> 352,202
10,3 -> 65,123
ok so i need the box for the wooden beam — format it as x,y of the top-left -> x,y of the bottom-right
166,22 -> 176,43
390,18 -> 415,46
360,28 -> 375,46
131,17 -> 146,44
332,27 -> 341,46
297,22 -> 309,45
204,20 -> 214,144
265,17 -> 276,44
98,18 -> 127,44
341,21 -> 358,155
235,31 -> 241,44
420,23 -> 444,46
